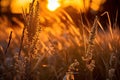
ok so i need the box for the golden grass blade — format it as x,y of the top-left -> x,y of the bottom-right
101,11 -> 113,39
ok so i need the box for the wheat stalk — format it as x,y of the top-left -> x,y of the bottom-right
81,16 -> 98,80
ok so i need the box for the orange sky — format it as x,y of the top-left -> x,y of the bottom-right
10,0 -> 106,13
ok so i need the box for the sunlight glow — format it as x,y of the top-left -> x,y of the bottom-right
11,0 -> 32,13
47,0 -> 60,11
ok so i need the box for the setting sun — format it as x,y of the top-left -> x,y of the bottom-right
47,0 -> 60,11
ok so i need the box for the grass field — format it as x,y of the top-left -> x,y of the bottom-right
0,0 -> 120,80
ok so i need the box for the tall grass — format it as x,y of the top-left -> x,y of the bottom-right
0,0 -> 120,80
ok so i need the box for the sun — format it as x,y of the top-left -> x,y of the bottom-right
47,0 -> 60,11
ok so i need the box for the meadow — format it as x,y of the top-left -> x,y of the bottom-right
0,0 -> 120,80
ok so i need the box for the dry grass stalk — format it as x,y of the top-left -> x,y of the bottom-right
5,31 -> 12,54
113,10 -> 118,28
108,52 -> 117,80
14,0 -> 42,79
18,23 -> 26,56
101,11 -> 113,39
63,59 -> 79,80
20,0 -> 41,54
82,16 -> 98,72
27,0 -> 40,43
97,20 -> 106,34
18,8 -> 28,56
24,0 -> 41,59
13,53 -> 26,80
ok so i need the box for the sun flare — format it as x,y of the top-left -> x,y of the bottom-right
47,0 -> 60,11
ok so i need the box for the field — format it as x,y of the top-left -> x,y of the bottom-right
0,0 -> 120,80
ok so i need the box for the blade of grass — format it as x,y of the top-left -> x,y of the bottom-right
5,31 -> 12,54
101,11 -> 113,39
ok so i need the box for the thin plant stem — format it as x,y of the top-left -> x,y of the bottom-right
5,31 -> 12,54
